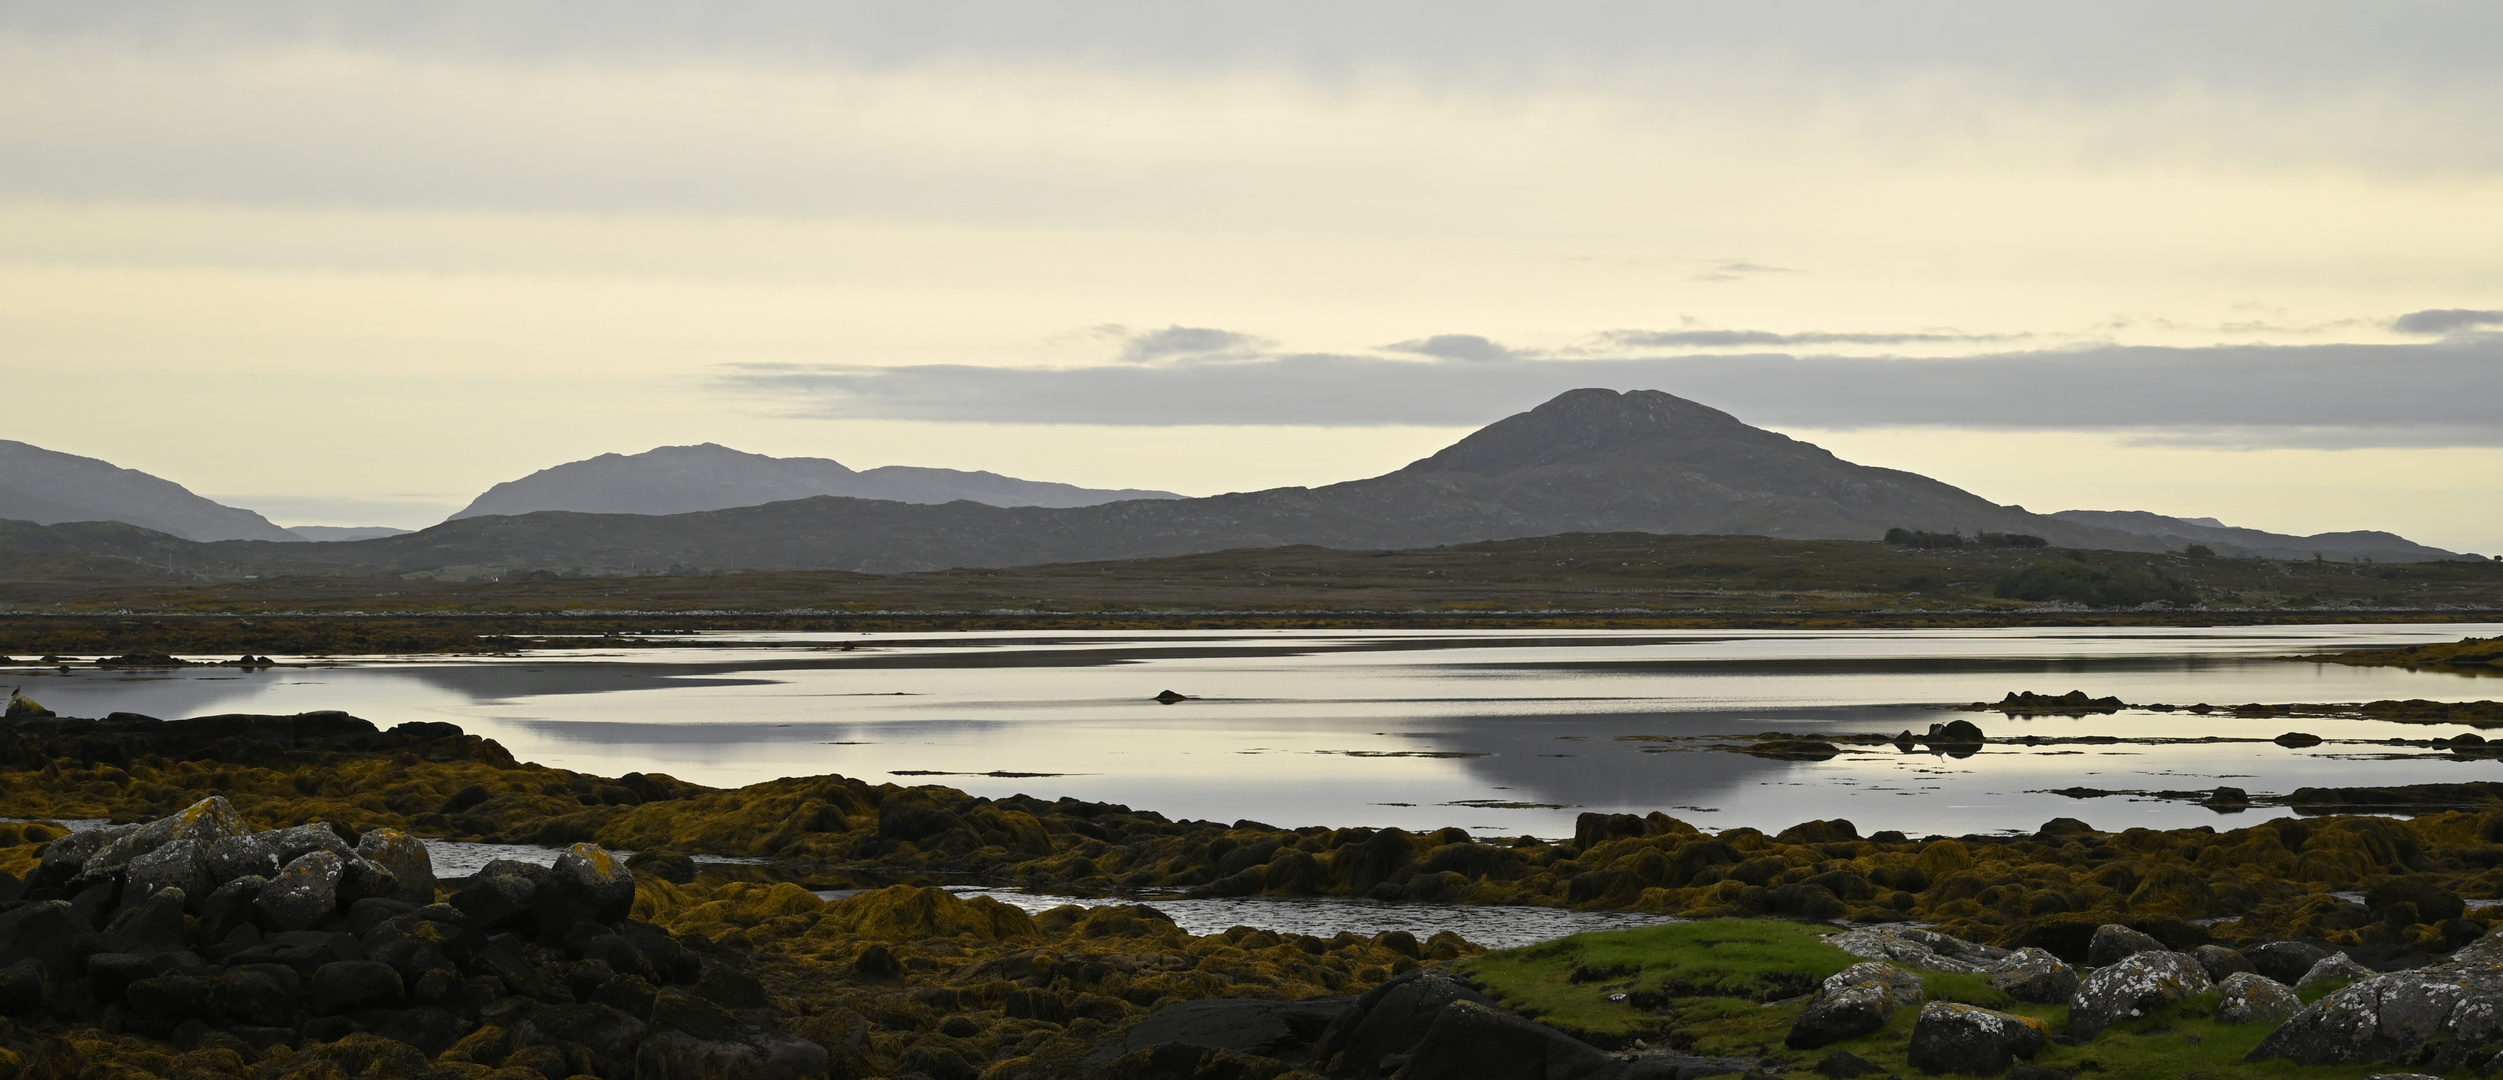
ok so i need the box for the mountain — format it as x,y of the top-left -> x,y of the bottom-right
447,443 -> 1182,520
286,526 -> 414,542
4,389 -> 2468,578
2048,510 -> 2465,562
0,441 -> 298,542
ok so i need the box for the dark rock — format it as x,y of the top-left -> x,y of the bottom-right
451,858 -> 555,932
354,1005 -> 470,1056
2067,951 -> 2212,1038
1114,995 -> 1351,1058
216,965 -> 301,1026
1393,997 -> 1625,1080
1154,690 -> 1190,703
2276,732 -> 2324,748
311,960 -> 406,1013
86,951 -> 159,999
2365,879 -> 2466,924
2084,924 -> 2167,967
105,886 -> 189,954
2214,971 -> 2300,1026
2192,943 -> 2256,982
258,850 -> 345,931
625,849 -> 698,885
0,957 -> 46,1015
1907,1002 -> 2047,1076
1814,1050 -> 1886,1078
38,822 -> 140,877
1313,969 -> 1496,1073
540,843 -> 636,934
633,1023 -> 828,1080
1926,719 -> 1986,744
208,822 -> 352,885
2245,940 -> 2334,984
0,900 -> 86,980
124,973 -> 220,1035
1787,982 -> 1895,1049
515,1001 -> 646,1077
124,839 -> 213,900
200,875 -> 266,943
79,796 -> 248,880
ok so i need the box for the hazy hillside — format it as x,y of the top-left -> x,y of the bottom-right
447,443 -> 1181,519
0,441 -> 298,542
2050,509 -> 2466,561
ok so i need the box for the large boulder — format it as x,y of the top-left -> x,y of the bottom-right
2192,944 -> 2257,982
123,839 -> 214,901
38,823 -> 141,878
0,900 -> 87,981
1827,927 -> 2005,974
2245,940 -> 2333,984
2084,924 -> 2167,967
1787,982 -> 1896,1050
452,858 -> 556,932
2297,953 -> 2377,988
78,797 -> 247,880
2214,972 -> 2300,1026
541,843 -> 637,933
257,850 -> 345,931
355,829 -> 436,905
1822,962 -> 1925,1006
1093,995 -> 1350,1064
1312,969 -> 1497,1074
2066,951 -> 2212,1038
1986,948 -> 2079,1004
2247,938 -> 2503,1067
1907,1003 -> 2048,1076
1395,998 -> 1635,1080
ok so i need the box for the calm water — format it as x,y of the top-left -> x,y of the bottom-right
12,623 -> 2501,840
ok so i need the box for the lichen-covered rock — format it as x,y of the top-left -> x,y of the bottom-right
206,822 -> 353,885
547,842 -> 637,926
2297,952 -> 2377,988
78,796 -> 246,879
451,858 -> 555,931
2215,971 -> 2300,1025
121,838 -> 212,900
1827,927 -> 1990,973
1788,982 -> 1896,1049
1907,1002 -> 2048,1076
38,822 -> 140,875
1821,961 -> 1925,1006
354,828 -> 435,905
2084,924 -> 2167,967
2247,938 -> 2503,1066
256,850 -> 344,931
2066,950 -> 2211,1038
1987,947 -> 2080,1004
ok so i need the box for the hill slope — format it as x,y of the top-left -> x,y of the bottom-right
0,441 -> 297,542
2049,509 -> 2467,562
447,443 -> 1181,519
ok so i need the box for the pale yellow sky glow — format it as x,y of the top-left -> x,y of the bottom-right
4,6 -> 2499,552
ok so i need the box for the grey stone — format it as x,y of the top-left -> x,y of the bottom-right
200,875 -> 266,942
2084,924 -> 2168,967
208,822 -> 356,888
124,838 -> 212,901
309,959 -> 405,1013
2066,950 -> 2212,1038
81,797 -> 247,879
1826,926 -> 1992,973
2193,943 -> 2257,982
1987,947 -> 2080,1004
257,850 -> 344,931
1907,1002 -> 2047,1076
2247,937 -> 2503,1066
2297,952 -> 2377,988
104,887 -> 188,954
2214,972 -> 2300,1025
355,828 -> 436,905
451,858 -> 554,931
39,823 -> 140,875
1788,982 -> 1896,1050
1821,961 -> 1925,1006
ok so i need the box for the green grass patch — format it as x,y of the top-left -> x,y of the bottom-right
1457,919 -> 1851,1041
2296,979 -> 2352,1004
1917,970 -> 2015,1009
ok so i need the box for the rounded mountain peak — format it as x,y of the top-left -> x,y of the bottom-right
1402,388 -> 1759,476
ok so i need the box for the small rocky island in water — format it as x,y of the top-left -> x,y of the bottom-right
2,703 -> 2500,1080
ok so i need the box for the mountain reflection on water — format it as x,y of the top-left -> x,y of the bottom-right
11,623 -> 2501,839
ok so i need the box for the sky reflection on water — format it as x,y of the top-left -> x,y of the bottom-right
11,623 -> 2500,839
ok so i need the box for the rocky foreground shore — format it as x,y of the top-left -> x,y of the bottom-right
3,710 -> 2501,1078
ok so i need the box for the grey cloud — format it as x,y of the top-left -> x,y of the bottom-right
1385,334 -> 1516,363
1112,325 -> 1264,363
2393,308 -> 2503,335
715,334 -> 2503,447
1690,261 -> 1801,283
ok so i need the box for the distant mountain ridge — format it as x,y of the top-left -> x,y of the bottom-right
448,443 -> 1182,520
2048,509 -> 2464,562
0,441 -> 297,542
0,389 -> 2470,577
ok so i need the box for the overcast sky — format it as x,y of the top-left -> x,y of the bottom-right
4,2 -> 2500,551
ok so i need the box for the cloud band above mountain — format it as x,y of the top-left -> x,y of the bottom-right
716,333 -> 2503,447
